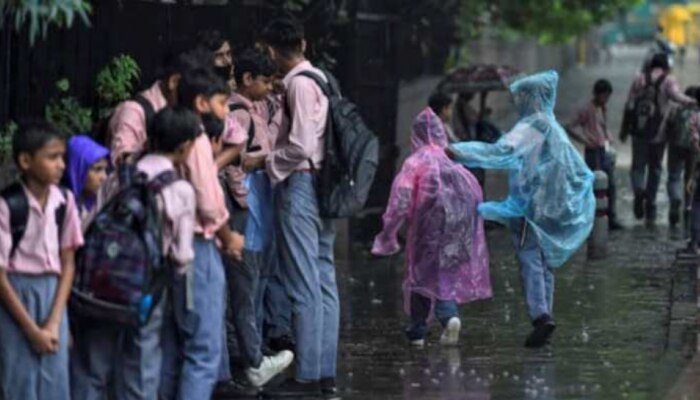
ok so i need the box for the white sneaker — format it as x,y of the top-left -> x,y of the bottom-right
440,317 -> 461,346
245,350 -> 294,388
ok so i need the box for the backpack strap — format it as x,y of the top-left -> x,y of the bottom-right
287,70 -> 339,171
1,182 -> 29,259
1,183 -> 69,259
55,187 -> 68,246
228,103 -> 256,152
147,170 -> 180,193
133,94 -> 156,135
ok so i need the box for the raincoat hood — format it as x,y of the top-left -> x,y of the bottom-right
450,70 -> 595,268
66,135 -> 109,211
510,70 -> 558,117
411,107 -> 449,151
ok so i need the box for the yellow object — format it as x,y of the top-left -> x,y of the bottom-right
686,3 -> 700,45
660,5 -> 693,47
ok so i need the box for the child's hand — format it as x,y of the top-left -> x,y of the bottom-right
243,156 -> 266,172
28,326 -> 57,354
44,320 -> 61,349
222,232 -> 245,261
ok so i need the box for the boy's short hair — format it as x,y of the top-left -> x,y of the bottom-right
158,44 -> 212,81
233,48 -> 276,86
260,17 -> 305,57
428,92 -> 453,116
650,53 -> 670,71
149,107 -> 201,153
177,67 -> 231,110
593,79 -> 613,95
196,30 -> 227,52
13,120 -> 63,165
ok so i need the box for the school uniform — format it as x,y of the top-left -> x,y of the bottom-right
0,185 -> 83,400
71,155 -> 195,400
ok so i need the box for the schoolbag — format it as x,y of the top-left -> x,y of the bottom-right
94,94 -> 156,147
228,103 -> 258,152
667,104 -> 699,149
632,72 -> 667,139
1,183 -> 68,259
70,165 -> 179,326
290,70 -> 379,219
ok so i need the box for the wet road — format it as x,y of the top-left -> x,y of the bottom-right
216,45 -> 700,399
331,46 -> 700,400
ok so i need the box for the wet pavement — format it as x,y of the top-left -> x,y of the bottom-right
333,46 -> 700,400
216,45 -> 700,399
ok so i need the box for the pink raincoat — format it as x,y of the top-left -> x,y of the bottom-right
372,108 -> 492,312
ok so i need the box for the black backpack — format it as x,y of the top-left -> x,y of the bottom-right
1,183 -> 68,259
94,94 -> 156,147
667,103 -> 699,149
632,72 -> 667,139
228,103 -> 259,153
71,164 -> 179,326
290,70 -> 379,219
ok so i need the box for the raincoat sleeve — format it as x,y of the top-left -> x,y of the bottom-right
448,122 -> 544,170
371,157 -> 419,256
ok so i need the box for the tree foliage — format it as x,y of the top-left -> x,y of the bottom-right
459,0 -> 643,44
0,0 -> 92,45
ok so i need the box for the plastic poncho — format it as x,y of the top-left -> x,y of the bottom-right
450,70 -> 595,268
66,135 -> 110,211
372,108 -> 492,311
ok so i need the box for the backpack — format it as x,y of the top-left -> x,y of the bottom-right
632,72 -> 667,139
70,165 -> 179,326
94,94 -> 156,147
228,103 -> 258,153
1,183 -> 68,259
667,104 -> 699,149
290,70 -> 379,219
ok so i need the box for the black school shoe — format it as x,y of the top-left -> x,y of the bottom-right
525,315 -> 556,348
609,219 -> 625,231
213,377 -> 260,398
320,377 -> 338,397
262,378 -> 321,398
670,200 -> 682,227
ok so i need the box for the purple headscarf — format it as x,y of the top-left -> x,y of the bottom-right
66,135 -> 109,211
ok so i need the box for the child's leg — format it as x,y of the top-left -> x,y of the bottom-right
176,237 -> 227,399
0,274 -> 70,400
70,318 -> 119,400
510,220 -> 552,321
114,294 -> 167,400
226,249 -> 263,369
433,300 -> 459,327
405,293 -> 431,341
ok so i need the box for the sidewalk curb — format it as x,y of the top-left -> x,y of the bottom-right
665,261 -> 700,400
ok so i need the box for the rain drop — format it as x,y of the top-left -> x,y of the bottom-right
371,299 -> 383,305
431,378 -> 440,385
411,382 -> 421,388
424,369 -> 431,376
369,281 -> 375,288
503,371 -> 510,378
469,369 -> 476,376
398,368 -> 405,376
514,375 -> 520,381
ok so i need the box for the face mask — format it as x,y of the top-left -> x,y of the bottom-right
213,65 -> 232,82
202,113 -> 225,139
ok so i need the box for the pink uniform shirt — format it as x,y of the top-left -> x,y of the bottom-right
567,101 -> 610,148
109,81 -> 168,164
266,61 -> 329,184
0,185 -> 84,275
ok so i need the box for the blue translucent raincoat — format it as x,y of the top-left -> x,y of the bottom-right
450,70 -> 595,268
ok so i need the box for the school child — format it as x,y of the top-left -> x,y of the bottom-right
259,17 -> 339,397
565,79 -> 624,230
160,67 -> 244,400
224,47 -> 293,388
109,46 -> 209,165
70,107 -> 199,400
662,87 -> 700,229
64,135 -> 109,220
448,71 -> 595,348
372,107 -> 492,347
428,92 -> 459,143
0,121 -> 84,400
